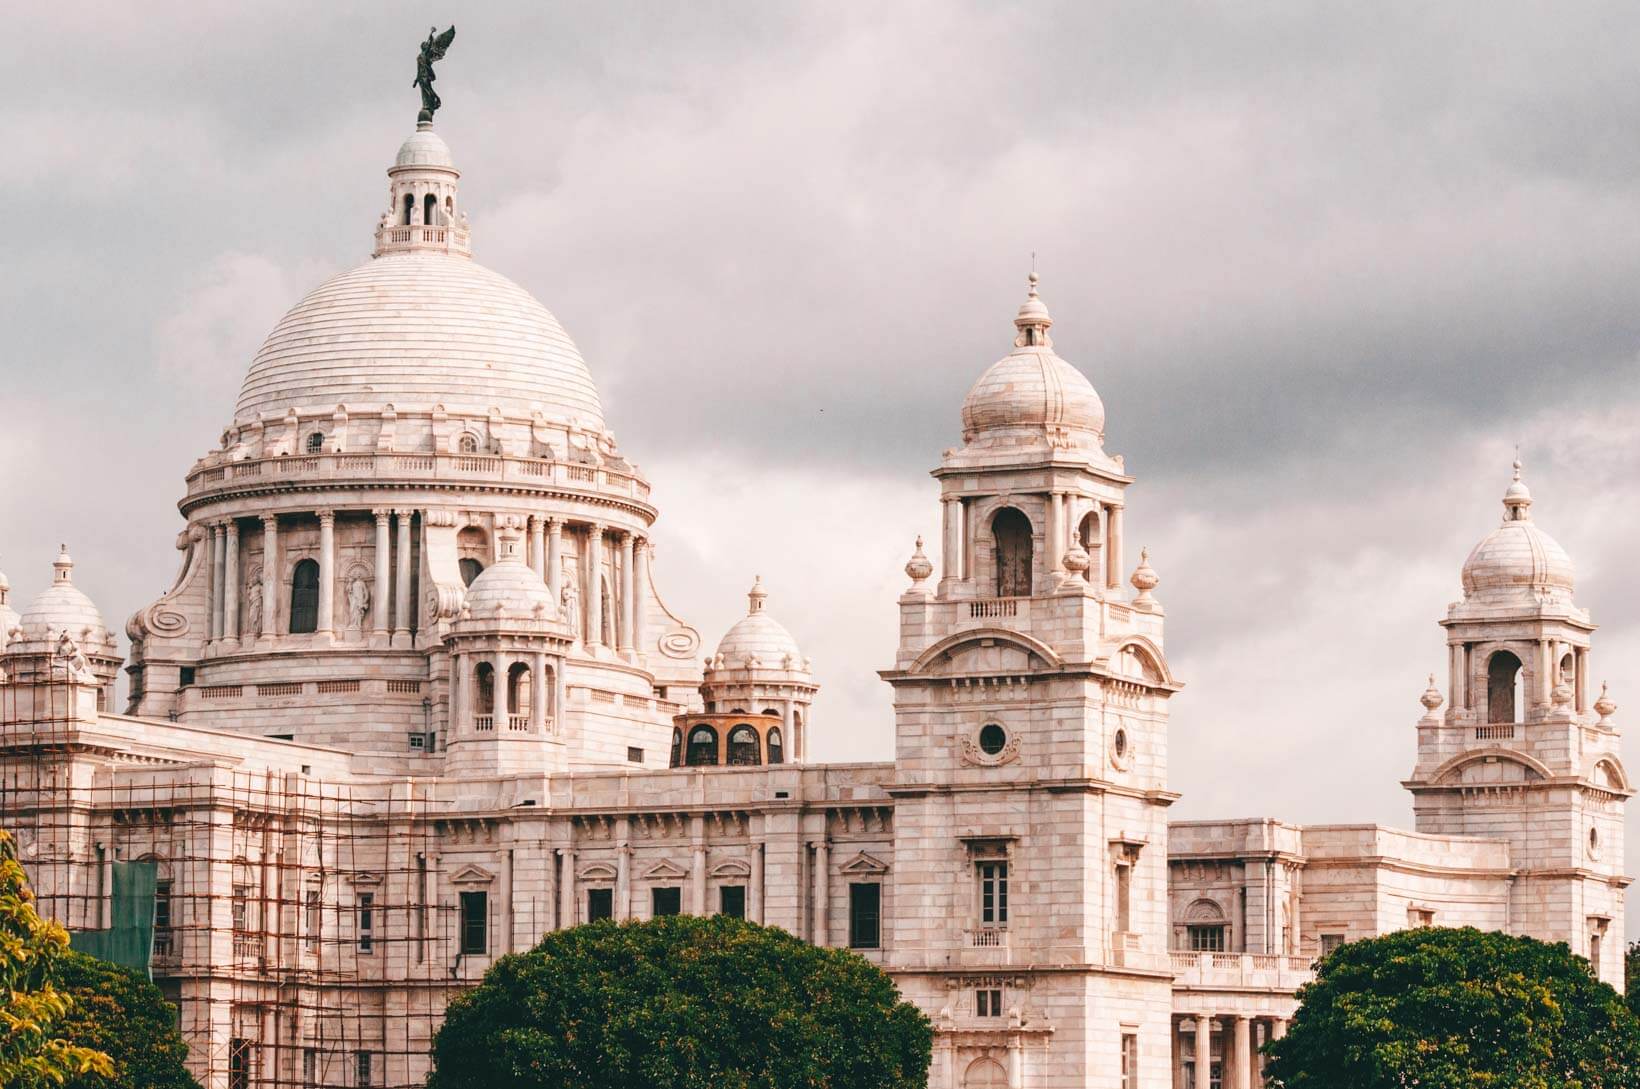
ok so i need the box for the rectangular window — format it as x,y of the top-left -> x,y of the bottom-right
978,861 -> 1008,926
1320,933 -> 1345,956
627,746 -> 644,763
652,886 -> 681,916
302,1047 -> 317,1088
179,666 -> 196,687
719,885 -> 746,919
1121,1032 -> 1138,1089
229,1038 -> 251,1089
355,1050 -> 373,1087
231,884 -> 250,932
587,887 -> 613,922
1187,925 -> 1226,952
153,879 -> 173,955
974,987 -> 1003,1018
1115,863 -> 1132,932
305,889 -> 321,952
460,891 -> 488,955
357,893 -> 375,953
848,883 -> 881,949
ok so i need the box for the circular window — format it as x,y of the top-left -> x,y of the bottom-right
978,724 -> 1007,755
1114,728 -> 1128,758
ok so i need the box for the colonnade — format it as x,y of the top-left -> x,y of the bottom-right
937,492 -> 1125,592
521,514 -> 649,657
1173,1014 -> 1287,1089
1446,639 -> 1593,716
450,649 -> 561,735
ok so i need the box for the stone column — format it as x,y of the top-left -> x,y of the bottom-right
632,538 -> 649,654
260,515 -> 279,638
209,524 -> 225,642
1107,503 -> 1125,590
449,652 -> 464,735
585,524 -> 604,646
372,511 -> 392,638
750,843 -> 764,923
1172,1020 -> 1186,1089
615,839 -> 631,920
812,840 -> 830,946
1576,647 -> 1589,712
940,496 -> 960,589
690,820 -> 707,914
1046,490 -> 1062,575
494,652 -> 510,724
1450,643 -> 1464,712
530,652 -> 546,733
543,517 -> 561,596
393,510 -> 413,646
222,520 -> 240,646
558,848 -> 576,928
1270,1018 -> 1287,1042
1194,1016 -> 1212,1089
1232,1015 -> 1251,1089
618,533 -> 635,655
316,511 -> 336,636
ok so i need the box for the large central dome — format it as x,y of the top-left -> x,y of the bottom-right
235,253 -> 604,426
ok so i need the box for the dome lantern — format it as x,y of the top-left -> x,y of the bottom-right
1459,459 -> 1575,604
373,120 -> 470,259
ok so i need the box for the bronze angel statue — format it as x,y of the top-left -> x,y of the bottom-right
413,26 -> 457,121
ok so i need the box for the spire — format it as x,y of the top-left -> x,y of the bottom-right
52,545 -> 74,586
1502,457 -> 1533,522
1013,271 -> 1054,349
747,576 -> 767,615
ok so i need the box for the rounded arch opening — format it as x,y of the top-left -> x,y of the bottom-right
964,1058 -> 1008,1089
305,432 -> 325,454
473,662 -> 495,716
727,724 -> 761,766
992,507 -> 1033,597
423,193 -> 438,226
1487,650 -> 1524,724
766,726 -> 784,765
669,727 -> 682,768
288,559 -> 320,634
401,193 -> 414,225
685,725 -> 719,766
458,558 -> 484,587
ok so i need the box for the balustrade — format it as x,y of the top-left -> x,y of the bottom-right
188,450 -> 650,502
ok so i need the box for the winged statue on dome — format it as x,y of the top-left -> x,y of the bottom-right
413,26 -> 457,121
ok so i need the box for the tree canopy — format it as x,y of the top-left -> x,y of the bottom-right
51,950 -> 199,1089
427,914 -> 932,1089
1628,943 -> 1639,1022
0,828 -> 113,1088
1265,927 -> 1640,1089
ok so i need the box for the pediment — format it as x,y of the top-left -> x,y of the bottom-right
839,850 -> 889,876
350,871 -> 383,887
642,859 -> 689,881
449,864 -> 496,886
710,858 -> 752,878
577,861 -> 618,881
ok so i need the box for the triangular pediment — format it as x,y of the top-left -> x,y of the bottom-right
642,859 -> 689,881
449,864 -> 496,885
350,871 -> 383,886
839,850 -> 889,875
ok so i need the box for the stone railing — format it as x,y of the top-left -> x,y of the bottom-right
1169,951 -> 1316,990
373,221 -> 472,256
507,714 -> 529,732
185,451 -> 651,503
473,715 -> 494,732
959,927 -> 1011,966
1474,723 -> 1518,741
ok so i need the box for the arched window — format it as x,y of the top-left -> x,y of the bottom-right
1560,652 -> 1575,687
964,1058 -> 1008,1088
727,725 -> 761,766
1488,650 -> 1524,724
600,576 -> 614,646
459,558 -> 483,587
766,726 -> 784,765
1078,510 -> 1100,580
458,433 -> 479,454
306,432 -> 325,454
508,663 -> 531,723
402,193 -> 414,225
289,559 -> 320,634
423,193 -> 438,226
669,728 -> 682,768
474,662 -> 495,715
445,196 -> 454,217
992,507 -> 1033,597
685,726 -> 719,766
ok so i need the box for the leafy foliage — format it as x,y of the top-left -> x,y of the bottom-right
1265,927 -> 1640,1089
52,950 -> 200,1089
0,828 -> 114,1088
1628,943 -> 1639,1022
427,914 -> 932,1089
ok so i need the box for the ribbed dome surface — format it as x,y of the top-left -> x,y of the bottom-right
463,559 -> 556,619
235,253 -> 605,426
19,550 -> 110,642
1461,521 -> 1575,602
961,347 -> 1105,444
714,579 -> 805,669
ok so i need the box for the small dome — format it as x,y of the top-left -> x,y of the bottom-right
395,124 -> 454,168
462,559 -> 556,621
714,578 -> 806,670
1460,462 -> 1575,603
18,547 -> 112,644
960,276 -> 1105,449
0,565 -> 19,649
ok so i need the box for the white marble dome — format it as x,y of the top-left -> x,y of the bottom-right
234,253 -> 605,427
462,558 -> 557,621
714,578 -> 806,670
961,276 -> 1104,448
18,548 -> 111,644
395,128 -> 454,168
1460,466 -> 1574,603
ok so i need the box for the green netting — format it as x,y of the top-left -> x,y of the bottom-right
68,859 -> 158,975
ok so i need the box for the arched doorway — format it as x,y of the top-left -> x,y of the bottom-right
289,560 -> 320,633
1488,650 -> 1523,724
992,507 -> 1033,597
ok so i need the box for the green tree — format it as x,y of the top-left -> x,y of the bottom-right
1628,942 -> 1640,1022
0,828 -> 113,1088
427,914 -> 932,1089
1265,927 -> 1640,1088
52,950 -> 200,1089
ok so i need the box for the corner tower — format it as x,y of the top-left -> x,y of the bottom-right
1405,462 -> 1630,986
883,276 -> 1182,1087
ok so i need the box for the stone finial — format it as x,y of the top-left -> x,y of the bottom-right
1594,682 -> 1616,726
1420,674 -> 1444,715
1062,543 -> 1090,577
1502,456 -> 1533,522
53,545 -> 74,586
1013,270 -> 1054,349
1129,548 -> 1159,608
747,577 -> 767,615
904,536 -> 933,585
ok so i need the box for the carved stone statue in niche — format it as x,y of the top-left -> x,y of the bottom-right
244,578 -> 263,635
560,577 -> 580,639
347,576 -> 371,633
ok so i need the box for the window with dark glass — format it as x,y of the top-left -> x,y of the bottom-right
1187,925 -> 1226,952
587,887 -> 613,922
652,886 -> 681,916
355,1050 -> 373,1088
727,724 -> 761,766
306,432 -> 325,454
766,726 -> 784,765
978,861 -> 1008,926
975,988 -> 1003,1017
669,728 -> 682,768
289,559 -> 320,634
849,883 -> 881,949
229,1039 -> 252,1089
627,746 -> 644,764
685,725 -> 718,766
459,891 -> 488,955
357,892 -> 374,953
458,557 -> 483,586
153,879 -> 172,954
720,885 -> 746,919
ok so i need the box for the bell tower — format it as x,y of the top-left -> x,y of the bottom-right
882,275 -> 1182,1087
1405,462 -> 1630,986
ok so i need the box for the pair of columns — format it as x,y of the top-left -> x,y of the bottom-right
527,518 -> 646,655
1178,1015 -> 1286,1089
454,650 -> 556,733
938,493 -> 1127,591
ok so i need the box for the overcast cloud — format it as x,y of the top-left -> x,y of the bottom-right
4,3 -> 1638,932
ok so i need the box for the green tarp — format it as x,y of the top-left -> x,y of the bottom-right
68,858 -> 158,976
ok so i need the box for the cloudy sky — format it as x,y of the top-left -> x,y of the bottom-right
5,5 -> 1638,928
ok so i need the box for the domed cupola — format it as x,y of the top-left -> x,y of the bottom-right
1460,461 -> 1576,605
959,274 -> 1106,453
10,547 -> 123,712
698,579 -> 817,762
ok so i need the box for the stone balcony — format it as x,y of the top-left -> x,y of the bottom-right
1169,951 -> 1315,992
183,451 -> 652,507
373,221 -> 472,257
